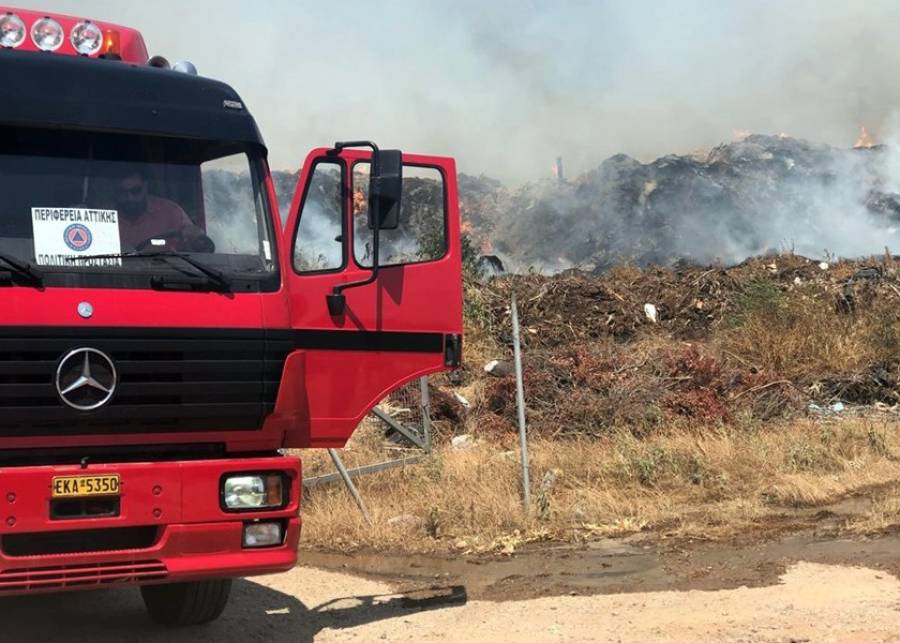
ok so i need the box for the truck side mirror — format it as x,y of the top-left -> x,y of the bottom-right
368,149 -> 402,230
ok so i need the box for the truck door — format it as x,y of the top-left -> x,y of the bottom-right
281,147 -> 462,447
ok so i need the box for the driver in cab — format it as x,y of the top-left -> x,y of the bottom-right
114,169 -> 205,251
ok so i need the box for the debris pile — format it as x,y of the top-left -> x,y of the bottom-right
453,253 -> 900,439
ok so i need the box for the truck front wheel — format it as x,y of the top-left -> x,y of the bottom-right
140,579 -> 232,627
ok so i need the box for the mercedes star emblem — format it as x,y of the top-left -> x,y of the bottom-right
77,301 -> 93,319
55,348 -> 118,411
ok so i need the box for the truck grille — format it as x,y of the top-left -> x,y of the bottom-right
2,526 -> 159,557
0,327 -> 293,436
0,560 -> 167,593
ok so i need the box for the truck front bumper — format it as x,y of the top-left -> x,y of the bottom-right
0,455 -> 301,595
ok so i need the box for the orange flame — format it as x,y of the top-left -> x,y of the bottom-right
854,125 -> 876,149
481,238 -> 494,254
352,190 -> 367,215
460,219 -> 474,234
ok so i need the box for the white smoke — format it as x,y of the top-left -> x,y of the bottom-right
484,134 -> 900,272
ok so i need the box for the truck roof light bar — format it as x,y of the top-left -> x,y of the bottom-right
0,8 -> 148,62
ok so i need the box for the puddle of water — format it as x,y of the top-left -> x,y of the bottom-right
300,531 -> 900,601
301,539 -> 671,600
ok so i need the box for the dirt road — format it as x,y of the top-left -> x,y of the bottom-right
4,536 -> 900,642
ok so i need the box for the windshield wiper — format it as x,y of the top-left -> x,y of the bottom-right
0,253 -> 43,286
67,251 -> 231,291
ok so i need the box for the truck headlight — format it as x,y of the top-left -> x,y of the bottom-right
222,473 -> 285,510
243,521 -> 284,548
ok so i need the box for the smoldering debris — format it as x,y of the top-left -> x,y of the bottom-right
460,135 -> 900,273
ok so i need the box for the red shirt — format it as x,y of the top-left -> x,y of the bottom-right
118,196 -> 195,249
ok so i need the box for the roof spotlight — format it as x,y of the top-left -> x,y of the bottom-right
172,60 -> 198,75
31,16 -> 64,52
148,55 -> 170,69
0,12 -> 26,48
71,20 -> 103,56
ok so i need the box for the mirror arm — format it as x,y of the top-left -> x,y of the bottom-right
327,227 -> 380,316
326,141 -> 383,317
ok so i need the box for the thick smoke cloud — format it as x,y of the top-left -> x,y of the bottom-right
32,1 -> 900,270
34,0 -> 900,183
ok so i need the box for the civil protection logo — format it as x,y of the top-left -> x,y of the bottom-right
64,223 -> 93,252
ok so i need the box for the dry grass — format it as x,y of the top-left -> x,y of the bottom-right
299,414 -> 900,554
718,283 -> 898,381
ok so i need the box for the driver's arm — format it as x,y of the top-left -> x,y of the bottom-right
160,200 -> 205,245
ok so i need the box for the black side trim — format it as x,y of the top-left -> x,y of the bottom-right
291,330 -> 445,353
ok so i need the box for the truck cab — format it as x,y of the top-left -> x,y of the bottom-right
0,7 -> 462,625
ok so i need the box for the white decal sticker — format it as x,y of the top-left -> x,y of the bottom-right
262,240 -> 272,261
31,208 -> 122,267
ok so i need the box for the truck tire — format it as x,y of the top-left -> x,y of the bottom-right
140,579 -> 232,627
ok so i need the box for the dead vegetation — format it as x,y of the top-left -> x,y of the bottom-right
470,253 -> 900,438
300,252 -> 900,553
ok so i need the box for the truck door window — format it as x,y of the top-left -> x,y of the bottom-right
352,163 -> 447,268
293,161 -> 344,273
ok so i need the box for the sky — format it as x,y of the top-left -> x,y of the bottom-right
24,0 -> 900,182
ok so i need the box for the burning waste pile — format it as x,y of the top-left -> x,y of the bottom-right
459,133 -> 900,273
426,134 -> 900,441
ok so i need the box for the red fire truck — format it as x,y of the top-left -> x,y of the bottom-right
0,7 -> 462,626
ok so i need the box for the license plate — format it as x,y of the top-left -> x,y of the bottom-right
52,474 -> 120,498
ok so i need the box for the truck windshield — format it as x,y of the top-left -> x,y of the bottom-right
0,127 -> 276,287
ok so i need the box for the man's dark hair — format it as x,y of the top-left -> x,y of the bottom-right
110,163 -> 149,183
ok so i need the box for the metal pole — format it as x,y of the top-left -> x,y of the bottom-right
303,455 -> 424,489
510,293 -> 530,512
420,376 -> 432,453
328,448 -> 371,523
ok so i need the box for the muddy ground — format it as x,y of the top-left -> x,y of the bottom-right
301,529 -> 900,603
4,527 -> 900,642
301,486 -> 900,601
